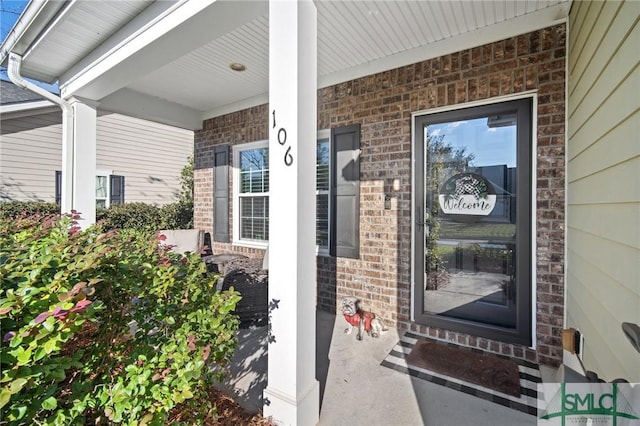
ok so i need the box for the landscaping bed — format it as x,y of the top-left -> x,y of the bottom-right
169,388 -> 272,425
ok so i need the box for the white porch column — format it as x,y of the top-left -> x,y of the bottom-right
263,0 -> 319,425
60,106 -> 74,214
64,98 -> 97,228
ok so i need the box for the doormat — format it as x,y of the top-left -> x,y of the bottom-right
381,332 -> 541,416
406,339 -> 521,397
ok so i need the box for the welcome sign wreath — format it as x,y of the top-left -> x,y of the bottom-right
438,173 -> 497,221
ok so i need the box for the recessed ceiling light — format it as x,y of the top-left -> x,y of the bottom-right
229,63 -> 246,72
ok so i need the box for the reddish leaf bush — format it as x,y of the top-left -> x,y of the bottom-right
0,213 -> 240,425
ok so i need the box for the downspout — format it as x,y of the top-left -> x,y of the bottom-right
7,52 -> 74,214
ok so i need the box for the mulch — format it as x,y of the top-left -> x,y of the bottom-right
168,387 -> 275,425
406,339 -> 521,397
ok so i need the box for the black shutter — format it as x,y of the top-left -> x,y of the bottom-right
110,175 -> 125,205
55,171 -> 62,204
213,145 -> 229,242
330,124 -> 360,258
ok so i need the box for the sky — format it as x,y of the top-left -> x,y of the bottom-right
0,0 -> 27,42
427,118 -> 517,168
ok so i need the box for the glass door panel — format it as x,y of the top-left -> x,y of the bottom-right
425,116 -> 517,327
414,99 -> 532,345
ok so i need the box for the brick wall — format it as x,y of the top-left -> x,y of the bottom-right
194,24 -> 566,366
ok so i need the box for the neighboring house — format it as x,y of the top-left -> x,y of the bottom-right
0,0 -> 637,422
0,80 -> 194,206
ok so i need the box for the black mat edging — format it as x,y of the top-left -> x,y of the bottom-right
382,332 -> 541,417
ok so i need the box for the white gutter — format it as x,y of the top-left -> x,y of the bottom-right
7,52 -> 73,214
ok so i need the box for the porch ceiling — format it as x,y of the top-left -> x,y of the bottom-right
1,0 -> 570,130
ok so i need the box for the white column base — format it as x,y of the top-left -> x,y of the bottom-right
263,380 -> 319,426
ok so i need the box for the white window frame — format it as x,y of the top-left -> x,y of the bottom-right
231,134 -> 332,253
316,129 -> 331,255
95,169 -> 113,209
232,140 -> 270,248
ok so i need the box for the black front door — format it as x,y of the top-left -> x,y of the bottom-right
413,98 -> 533,346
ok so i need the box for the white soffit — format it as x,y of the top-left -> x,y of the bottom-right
316,0 -> 570,90
8,0 -> 570,127
21,1 -> 154,84
126,15 -> 269,112
316,0 -> 567,76
197,0 -> 570,117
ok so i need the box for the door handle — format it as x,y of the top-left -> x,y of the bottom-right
416,209 -> 429,227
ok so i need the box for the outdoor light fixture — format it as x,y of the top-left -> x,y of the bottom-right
229,62 -> 246,72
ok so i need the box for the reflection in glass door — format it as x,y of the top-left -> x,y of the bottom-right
413,99 -> 532,345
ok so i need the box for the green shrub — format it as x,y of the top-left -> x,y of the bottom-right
158,156 -> 195,230
158,156 -> 194,229
0,214 -> 241,425
98,202 -> 162,232
179,156 -> 194,205
98,200 -> 194,231
160,200 -> 194,230
0,201 -> 59,219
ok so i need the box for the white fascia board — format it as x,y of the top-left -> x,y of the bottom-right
0,100 -> 58,120
59,0 -> 268,101
0,100 -> 54,113
318,3 -> 570,90
99,88 -> 203,131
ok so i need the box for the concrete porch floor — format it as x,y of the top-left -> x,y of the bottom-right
216,310 -> 554,425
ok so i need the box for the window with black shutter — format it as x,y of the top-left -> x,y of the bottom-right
225,124 -> 361,259
55,172 -> 125,207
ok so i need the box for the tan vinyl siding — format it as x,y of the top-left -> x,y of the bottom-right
567,0 -> 640,381
0,112 -> 62,202
95,114 -> 193,205
1,111 -> 193,206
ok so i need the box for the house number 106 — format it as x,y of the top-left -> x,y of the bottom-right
272,110 -> 293,166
